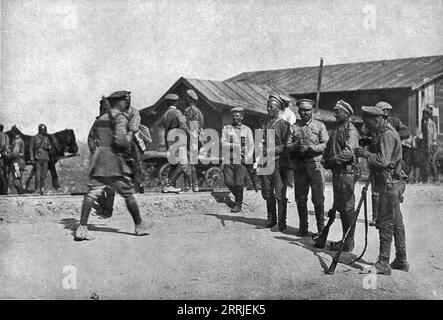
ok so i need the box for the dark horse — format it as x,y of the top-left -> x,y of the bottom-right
6,125 -> 78,190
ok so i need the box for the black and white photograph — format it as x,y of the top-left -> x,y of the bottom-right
1,0 -> 443,304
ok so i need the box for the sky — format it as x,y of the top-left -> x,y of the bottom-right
1,0 -> 443,140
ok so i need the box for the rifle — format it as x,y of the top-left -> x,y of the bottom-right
313,207 -> 336,248
326,172 -> 372,275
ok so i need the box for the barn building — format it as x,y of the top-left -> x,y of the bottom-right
141,55 -> 443,150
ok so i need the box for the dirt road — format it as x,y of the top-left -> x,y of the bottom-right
1,184 -> 443,299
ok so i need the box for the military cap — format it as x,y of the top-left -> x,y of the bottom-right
107,90 -> 131,99
268,93 -> 283,105
279,94 -> 292,103
361,106 -> 384,117
334,100 -> 354,115
186,89 -> 198,101
164,93 -> 179,101
296,98 -> 315,110
231,107 -> 244,113
375,101 -> 392,110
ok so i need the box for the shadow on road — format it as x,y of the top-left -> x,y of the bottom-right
58,217 -> 136,238
206,212 -> 372,273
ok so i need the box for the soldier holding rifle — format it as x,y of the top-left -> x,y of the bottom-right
322,100 -> 360,252
354,106 -> 409,275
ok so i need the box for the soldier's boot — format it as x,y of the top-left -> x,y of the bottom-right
390,251 -> 409,272
313,204 -> 325,238
342,211 -> 356,252
102,187 -> 115,218
264,199 -> 277,228
272,199 -> 287,232
231,186 -> 243,213
374,256 -> 392,275
75,196 -> 95,241
126,195 -> 153,236
297,202 -> 309,237
370,195 -> 379,226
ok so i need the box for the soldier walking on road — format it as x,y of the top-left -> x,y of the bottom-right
74,91 -> 153,241
355,106 -> 409,275
287,99 -> 329,237
160,93 -> 191,193
29,124 -> 51,194
322,100 -> 360,252
261,94 -> 291,232
221,107 -> 254,213
87,96 -> 116,218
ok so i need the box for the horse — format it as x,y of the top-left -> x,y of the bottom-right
6,126 -> 78,190
402,135 -> 427,184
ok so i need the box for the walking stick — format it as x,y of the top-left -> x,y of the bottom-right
326,172 -> 372,275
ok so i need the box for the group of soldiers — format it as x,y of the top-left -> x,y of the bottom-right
217,95 -> 414,275
0,122 -> 52,195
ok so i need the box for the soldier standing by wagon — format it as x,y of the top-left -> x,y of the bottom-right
184,89 -> 204,192
160,93 -> 191,193
322,100 -> 360,252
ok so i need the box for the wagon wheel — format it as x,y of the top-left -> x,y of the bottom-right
142,162 -> 161,189
205,166 -> 225,189
158,163 -> 186,189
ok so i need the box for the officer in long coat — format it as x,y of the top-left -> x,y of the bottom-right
30,124 -> 52,194
75,91 -> 153,241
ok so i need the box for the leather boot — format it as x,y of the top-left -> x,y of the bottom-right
314,204 -> 325,235
272,199 -> 287,232
297,202 -> 309,236
231,185 -> 244,213
390,251 -> 409,272
264,199 -> 277,228
374,256 -> 392,275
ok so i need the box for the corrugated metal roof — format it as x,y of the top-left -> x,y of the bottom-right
227,55 -> 443,94
185,78 -> 290,114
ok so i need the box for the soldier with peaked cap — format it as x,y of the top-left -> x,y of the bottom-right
354,106 -> 408,275
221,107 -> 254,213
279,94 -> 297,125
160,93 -> 191,193
260,94 -> 291,231
184,89 -> 204,192
286,98 -> 329,237
322,100 -> 360,252
74,92 -> 153,241
29,123 -> 52,194
361,101 -> 411,226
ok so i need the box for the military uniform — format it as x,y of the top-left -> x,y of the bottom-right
322,100 -> 360,251
288,99 -> 328,236
75,92 -> 153,240
184,90 -> 204,191
221,107 -> 254,213
30,124 -> 51,194
0,124 -> 10,195
261,94 -> 291,231
87,105 -> 116,218
419,108 -> 439,183
9,135 -> 25,194
356,106 -> 408,274
160,93 -> 191,192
